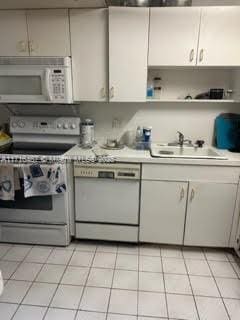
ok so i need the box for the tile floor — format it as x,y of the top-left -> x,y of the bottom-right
0,241 -> 240,320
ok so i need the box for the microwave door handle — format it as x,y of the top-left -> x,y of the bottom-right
44,68 -> 53,101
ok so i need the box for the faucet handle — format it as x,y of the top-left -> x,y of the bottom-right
195,140 -> 205,148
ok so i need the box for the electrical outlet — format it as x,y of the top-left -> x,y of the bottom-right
112,118 -> 121,129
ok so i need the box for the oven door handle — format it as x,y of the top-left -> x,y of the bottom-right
44,68 -> 53,102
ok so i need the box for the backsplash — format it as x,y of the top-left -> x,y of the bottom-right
79,102 -> 240,146
1,101 -> 240,146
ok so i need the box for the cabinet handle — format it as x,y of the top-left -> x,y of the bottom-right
199,49 -> 204,62
17,40 -> 27,53
100,87 -> 106,99
180,187 -> 185,201
29,40 -> 38,53
189,49 -> 194,62
190,188 -> 195,202
110,86 -> 114,99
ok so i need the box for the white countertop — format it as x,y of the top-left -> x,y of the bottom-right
65,144 -> 240,167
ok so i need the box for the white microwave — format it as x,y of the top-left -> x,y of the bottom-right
0,57 -> 73,104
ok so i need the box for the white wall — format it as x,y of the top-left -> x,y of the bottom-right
1,101 -> 240,145
77,101 -> 240,145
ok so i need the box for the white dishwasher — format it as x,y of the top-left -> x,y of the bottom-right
74,163 -> 140,242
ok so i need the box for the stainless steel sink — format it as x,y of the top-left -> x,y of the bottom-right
150,144 -> 227,160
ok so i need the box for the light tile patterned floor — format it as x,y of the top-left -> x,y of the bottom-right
0,241 -> 240,320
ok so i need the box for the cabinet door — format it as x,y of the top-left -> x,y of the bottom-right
149,7 -> 201,66
140,180 -> 188,244
0,10 -> 28,56
198,7 -> 240,66
27,9 -> 70,56
184,182 -> 237,247
109,7 -> 149,102
70,9 -> 107,101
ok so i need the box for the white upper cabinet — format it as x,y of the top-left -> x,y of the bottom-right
198,6 -> 240,66
0,10 -> 28,56
109,7 -> 149,102
149,7 -> 201,66
184,182 -> 237,247
27,9 -> 70,56
70,9 -> 107,101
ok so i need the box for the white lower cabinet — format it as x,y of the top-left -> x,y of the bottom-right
184,182 -> 237,247
140,180 -> 188,245
140,164 -> 239,247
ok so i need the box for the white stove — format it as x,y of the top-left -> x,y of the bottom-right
0,116 -> 80,246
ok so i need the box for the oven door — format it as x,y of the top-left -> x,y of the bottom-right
0,178 -> 68,225
0,68 -> 52,103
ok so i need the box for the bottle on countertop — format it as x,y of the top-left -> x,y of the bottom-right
143,126 -> 152,150
135,126 -> 143,150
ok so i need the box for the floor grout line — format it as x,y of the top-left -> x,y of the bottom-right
105,243 -> 119,320
1,242 -> 240,320
41,247 -> 77,320
73,242 -> 98,319
183,250 -> 201,320
203,249 -> 231,320
160,246 -> 169,319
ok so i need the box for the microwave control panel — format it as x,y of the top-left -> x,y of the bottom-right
51,69 -> 65,100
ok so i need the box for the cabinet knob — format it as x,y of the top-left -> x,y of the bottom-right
110,86 -> 114,99
190,188 -> 195,202
189,49 -> 194,62
180,187 -> 185,201
199,49 -> 204,62
17,40 -> 27,53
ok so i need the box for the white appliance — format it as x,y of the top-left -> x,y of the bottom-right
74,163 -> 140,242
0,116 -> 81,246
0,57 -> 73,103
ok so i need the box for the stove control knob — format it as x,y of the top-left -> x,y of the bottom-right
57,123 -> 62,129
18,121 -> 25,128
63,123 -> 69,129
11,121 -> 17,128
70,124 -> 76,129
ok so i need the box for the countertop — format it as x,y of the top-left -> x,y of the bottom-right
65,144 -> 240,167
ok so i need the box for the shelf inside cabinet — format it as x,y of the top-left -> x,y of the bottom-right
147,68 -> 240,103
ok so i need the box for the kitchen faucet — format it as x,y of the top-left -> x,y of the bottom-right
177,131 -> 184,147
177,131 -> 193,147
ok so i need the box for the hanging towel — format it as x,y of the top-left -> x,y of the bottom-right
14,168 -> 21,191
0,165 -> 15,200
22,163 -> 67,198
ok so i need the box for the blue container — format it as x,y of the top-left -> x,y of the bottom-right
215,113 -> 240,150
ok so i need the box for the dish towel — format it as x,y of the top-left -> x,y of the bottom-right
0,165 -> 15,200
22,163 -> 67,198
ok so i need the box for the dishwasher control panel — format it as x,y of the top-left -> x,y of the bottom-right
74,163 -> 140,180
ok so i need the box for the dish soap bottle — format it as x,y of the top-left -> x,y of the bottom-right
136,126 -> 143,150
